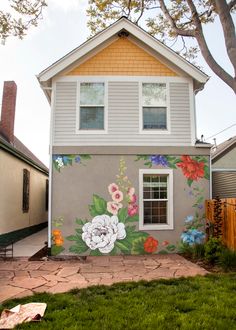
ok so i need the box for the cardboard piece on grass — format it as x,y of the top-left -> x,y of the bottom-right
0,303 -> 47,329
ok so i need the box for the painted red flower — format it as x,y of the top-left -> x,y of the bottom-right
144,237 -> 158,253
177,156 -> 205,181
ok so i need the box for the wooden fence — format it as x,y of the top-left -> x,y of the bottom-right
205,198 -> 236,251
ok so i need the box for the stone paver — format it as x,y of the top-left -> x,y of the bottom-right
0,254 -> 208,303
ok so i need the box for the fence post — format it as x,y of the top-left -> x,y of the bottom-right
213,196 -> 223,239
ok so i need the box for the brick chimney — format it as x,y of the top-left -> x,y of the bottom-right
0,81 -> 17,144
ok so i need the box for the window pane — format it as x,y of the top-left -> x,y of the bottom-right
143,201 -> 167,224
143,107 -> 167,129
80,107 -> 104,129
142,83 -> 166,106
143,174 -> 168,200
80,83 -> 104,105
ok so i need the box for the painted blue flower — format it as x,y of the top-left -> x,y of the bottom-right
185,215 -> 194,224
52,155 -> 60,161
181,229 -> 205,246
198,204 -> 203,210
62,156 -> 70,165
188,191 -> 194,197
75,156 -> 81,163
150,155 -> 168,166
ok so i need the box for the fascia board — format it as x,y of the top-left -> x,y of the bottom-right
38,18 -> 208,84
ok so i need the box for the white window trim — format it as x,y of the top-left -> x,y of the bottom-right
76,81 -> 108,134
139,168 -> 174,230
139,81 -> 171,135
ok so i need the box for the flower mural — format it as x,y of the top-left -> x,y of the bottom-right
53,154 -> 91,172
51,217 -> 65,255
81,215 -> 126,253
66,157 -> 176,256
181,229 -> 205,245
136,154 -> 209,187
177,156 -> 205,185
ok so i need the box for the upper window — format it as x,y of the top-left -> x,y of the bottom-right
142,83 -> 167,131
79,82 -> 105,131
139,169 -> 173,230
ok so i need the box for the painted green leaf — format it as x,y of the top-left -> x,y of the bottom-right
90,249 -> 103,256
126,214 -> 139,222
93,194 -> 107,215
158,249 -> 168,255
125,226 -> 149,244
197,196 -> 204,204
118,208 -> 128,223
69,242 -> 88,254
66,235 -> 79,241
187,179 -> 193,187
75,218 -> 86,226
109,245 -> 119,256
144,161 -> 152,168
53,161 -> 60,172
89,205 -> 98,217
115,240 -> 131,254
80,154 -> 92,160
204,165 -> 210,180
51,245 -> 65,256
166,244 -> 176,252
131,237 -> 146,255
75,228 -> 83,235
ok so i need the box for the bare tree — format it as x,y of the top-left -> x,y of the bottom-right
87,0 -> 236,93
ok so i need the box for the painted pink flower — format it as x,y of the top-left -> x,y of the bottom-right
161,240 -> 169,247
107,201 -> 122,215
108,183 -> 119,195
127,187 -> 135,196
112,190 -> 123,203
128,204 -> 138,217
129,194 -> 137,204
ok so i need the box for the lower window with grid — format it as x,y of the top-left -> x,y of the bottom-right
139,169 -> 173,230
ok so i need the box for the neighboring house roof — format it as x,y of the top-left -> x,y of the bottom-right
211,136 -> 236,162
0,133 -> 48,175
37,17 -> 209,101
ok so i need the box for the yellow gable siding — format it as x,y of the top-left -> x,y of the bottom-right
66,38 -> 177,76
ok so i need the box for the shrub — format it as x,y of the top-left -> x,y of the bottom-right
218,248 -> 236,272
204,237 -> 224,264
179,242 -> 205,260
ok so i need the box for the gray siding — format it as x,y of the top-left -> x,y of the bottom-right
212,172 -> 236,198
53,81 -> 192,146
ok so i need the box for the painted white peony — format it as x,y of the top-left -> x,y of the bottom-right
82,214 -> 126,254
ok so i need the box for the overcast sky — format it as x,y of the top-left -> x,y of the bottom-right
0,0 -> 235,167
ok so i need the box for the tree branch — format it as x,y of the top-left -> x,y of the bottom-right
136,0 -> 145,24
187,0 -> 236,92
158,0 -> 195,37
228,0 -> 236,10
214,0 -> 236,77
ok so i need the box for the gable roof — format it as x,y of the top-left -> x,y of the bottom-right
0,133 -> 48,174
211,136 -> 236,162
37,17 -> 209,100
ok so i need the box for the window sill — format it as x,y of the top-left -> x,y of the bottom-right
139,223 -> 174,231
75,130 -> 108,135
139,129 -> 171,135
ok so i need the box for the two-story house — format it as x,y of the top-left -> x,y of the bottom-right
38,18 -> 211,256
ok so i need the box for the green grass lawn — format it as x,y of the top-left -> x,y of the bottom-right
1,274 -> 236,330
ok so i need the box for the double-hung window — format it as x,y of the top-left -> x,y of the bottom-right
142,83 -> 168,131
78,82 -> 105,131
139,169 -> 173,230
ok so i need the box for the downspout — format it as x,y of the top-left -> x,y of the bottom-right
209,153 -> 212,199
42,85 -> 53,255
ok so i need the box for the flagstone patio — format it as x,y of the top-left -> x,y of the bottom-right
0,254 -> 208,303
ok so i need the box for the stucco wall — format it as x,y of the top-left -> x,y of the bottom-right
51,153 -> 210,256
0,149 -> 48,234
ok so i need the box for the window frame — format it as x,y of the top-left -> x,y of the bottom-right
139,169 -> 174,230
139,81 -> 170,134
76,81 -> 108,134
